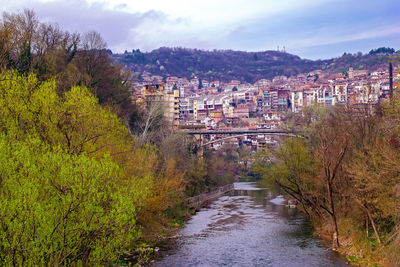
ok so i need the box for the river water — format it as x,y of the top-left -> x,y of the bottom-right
153,182 -> 349,267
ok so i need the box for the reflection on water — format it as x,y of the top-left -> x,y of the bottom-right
154,182 -> 349,267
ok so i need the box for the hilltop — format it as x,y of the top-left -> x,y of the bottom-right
112,47 -> 394,83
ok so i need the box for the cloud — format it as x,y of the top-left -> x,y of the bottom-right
1,0 -> 399,58
1,0 -> 173,52
290,25 -> 400,49
211,0 -> 400,58
3,0 -> 339,52
36,1 -> 168,51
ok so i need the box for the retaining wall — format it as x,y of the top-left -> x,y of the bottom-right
186,184 -> 235,210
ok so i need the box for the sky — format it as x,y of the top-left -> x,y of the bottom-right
1,0 -> 400,59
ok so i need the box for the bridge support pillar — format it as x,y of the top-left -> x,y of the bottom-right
191,134 -> 204,157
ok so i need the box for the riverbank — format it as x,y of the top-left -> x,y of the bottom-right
313,219 -> 390,267
274,198 -> 386,266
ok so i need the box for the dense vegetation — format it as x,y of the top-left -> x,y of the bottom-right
0,10 -> 244,265
254,93 -> 400,266
0,10 -> 135,122
369,47 -> 396,55
113,47 -> 393,83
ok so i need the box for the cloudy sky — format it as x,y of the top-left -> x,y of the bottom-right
2,0 -> 400,59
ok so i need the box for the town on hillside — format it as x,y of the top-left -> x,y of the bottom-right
133,66 -> 399,150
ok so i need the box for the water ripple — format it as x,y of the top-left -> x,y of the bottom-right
154,182 -> 349,267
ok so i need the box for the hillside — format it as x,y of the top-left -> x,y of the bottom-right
112,47 -> 393,83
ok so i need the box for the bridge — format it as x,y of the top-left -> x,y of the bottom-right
187,129 -> 298,135
185,128 -> 305,147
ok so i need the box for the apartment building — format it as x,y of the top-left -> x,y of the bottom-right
143,84 -> 180,126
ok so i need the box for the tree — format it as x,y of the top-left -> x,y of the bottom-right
369,47 -> 395,55
0,71 -> 148,265
312,107 -> 350,249
0,71 -> 131,157
257,138 -> 320,217
0,10 -> 136,123
0,70 -> 192,264
198,78 -> 203,89
263,105 -> 350,250
0,9 -> 38,73
0,135 -> 141,265
129,101 -> 168,146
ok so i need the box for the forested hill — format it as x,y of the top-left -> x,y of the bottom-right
112,47 -> 393,83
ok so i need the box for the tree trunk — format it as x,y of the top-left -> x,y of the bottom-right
327,180 -> 340,249
356,200 -> 381,244
366,207 -> 381,244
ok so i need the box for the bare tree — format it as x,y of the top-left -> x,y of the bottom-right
81,30 -> 106,51
1,9 -> 39,73
314,107 -> 349,250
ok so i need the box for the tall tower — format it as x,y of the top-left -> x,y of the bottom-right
389,62 -> 393,100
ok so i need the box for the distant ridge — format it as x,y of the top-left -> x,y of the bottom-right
113,47 -> 394,83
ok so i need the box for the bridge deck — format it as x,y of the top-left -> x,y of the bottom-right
186,129 -> 292,135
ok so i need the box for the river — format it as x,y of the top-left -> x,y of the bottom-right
153,182 -> 349,267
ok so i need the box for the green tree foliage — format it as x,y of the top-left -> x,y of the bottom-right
369,47 -> 396,55
254,138 -> 320,217
0,71 -> 130,157
0,70 -> 187,264
0,136 -> 139,265
0,71 -> 148,265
